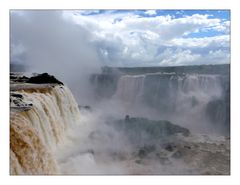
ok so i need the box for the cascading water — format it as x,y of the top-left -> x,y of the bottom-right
113,74 -> 222,110
113,75 -> 145,104
115,73 -> 223,108
10,85 -> 80,175
10,68 -> 230,175
113,73 -> 228,134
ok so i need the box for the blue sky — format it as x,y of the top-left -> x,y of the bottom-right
11,10 -> 230,67
78,10 -> 230,38
78,10 -> 230,19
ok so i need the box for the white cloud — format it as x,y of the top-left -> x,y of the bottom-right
159,49 -> 201,66
213,20 -> 230,33
67,12 -> 224,42
170,35 -> 230,48
11,10 -> 230,67
200,20 -> 230,34
208,49 -> 230,62
144,10 -> 157,16
67,12 -> 202,36
76,10 -> 100,15
10,10 -> 101,81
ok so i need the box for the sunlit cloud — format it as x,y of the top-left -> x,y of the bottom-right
11,10 -> 230,67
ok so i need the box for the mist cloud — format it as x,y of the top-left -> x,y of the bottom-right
11,10 -> 230,69
64,10 -> 230,66
10,10 -> 230,102
10,10 -> 102,104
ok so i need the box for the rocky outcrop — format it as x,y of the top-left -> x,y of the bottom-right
106,117 -> 190,145
10,92 -> 33,111
10,73 -> 29,83
10,72 -> 63,85
27,73 -> 63,85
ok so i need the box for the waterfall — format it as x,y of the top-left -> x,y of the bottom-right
113,75 -> 145,104
10,85 -> 80,175
174,74 -> 223,113
113,73 -> 228,133
114,73 -> 223,109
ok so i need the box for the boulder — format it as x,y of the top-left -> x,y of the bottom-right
11,93 -> 23,99
108,117 -> 190,144
27,73 -> 63,85
137,145 -> 156,158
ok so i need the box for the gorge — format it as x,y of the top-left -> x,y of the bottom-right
10,64 -> 230,175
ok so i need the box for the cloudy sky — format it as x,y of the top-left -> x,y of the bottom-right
11,10 -> 230,67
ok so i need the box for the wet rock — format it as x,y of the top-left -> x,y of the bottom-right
143,145 -> 156,153
160,158 -> 171,165
172,150 -> 182,159
10,93 -> 33,111
164,144 -> 175,152
10,74 -> 29,83
125,115 -> 130,121
155,152 -> 171,164
12,99 -> 21,105
110,152 -> 126,161
27,73 -> 63,85
138,149 -> 147,158
135,159 -> 142,164
184,145 -> 191,149
87,149 -> 95,155
110,117 -> 190,140
137,145 -> 156,158
11,93 -> 23,99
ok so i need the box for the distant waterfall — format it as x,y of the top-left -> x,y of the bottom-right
10,86 -> 80,175
113,75 -> 145,103
114,74 -> 223,109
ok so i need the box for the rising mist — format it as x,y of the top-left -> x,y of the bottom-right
10,10 -> 230,175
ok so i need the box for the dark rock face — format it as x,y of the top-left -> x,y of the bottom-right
10,92 -> 32,111
108,117 -> 190,144
11,93 -> 23,99
172,150 -> 182,159
164,143 -> 176,152
10,73 -> 29,83
123,117 -> 190,137
137,145 -> 156,158
27,73 -> 63,85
